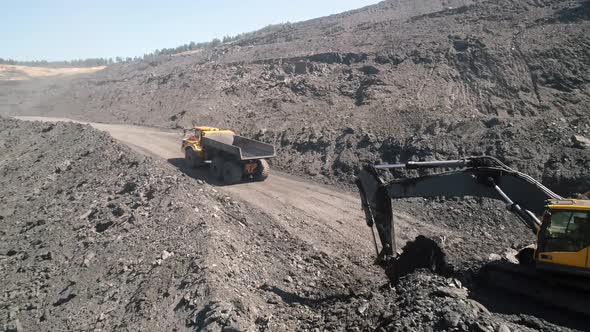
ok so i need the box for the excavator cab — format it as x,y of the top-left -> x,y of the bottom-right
536,200 -> 590,274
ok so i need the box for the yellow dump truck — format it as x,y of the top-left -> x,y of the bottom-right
181,126 -> 276,185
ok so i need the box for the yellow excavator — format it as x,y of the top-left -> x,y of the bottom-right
356,156 -> 590,314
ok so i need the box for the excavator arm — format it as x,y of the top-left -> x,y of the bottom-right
356,156 -> 563,261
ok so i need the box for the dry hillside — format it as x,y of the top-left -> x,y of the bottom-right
1,0 -> 588,195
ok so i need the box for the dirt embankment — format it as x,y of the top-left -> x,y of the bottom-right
0,117 -> 221,330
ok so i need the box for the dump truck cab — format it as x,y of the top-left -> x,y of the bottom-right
182,127 -> 235,152
536,199 -> 590,274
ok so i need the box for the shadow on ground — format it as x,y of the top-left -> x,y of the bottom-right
390,236 -> 589,330
167,158 -> 260,187
469,286 -> 588,331
553,0 -> 590,23
168,158 -> 212,183
259,284 -> 356,307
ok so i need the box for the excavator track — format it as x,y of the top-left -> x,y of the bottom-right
478,261 -> 590,317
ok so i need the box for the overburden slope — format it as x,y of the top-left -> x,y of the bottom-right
0,117 -> 228,330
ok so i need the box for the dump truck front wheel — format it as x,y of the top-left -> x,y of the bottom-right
255,159 -> 270,181
209,157 -> 224,180
222,161 -> 242,185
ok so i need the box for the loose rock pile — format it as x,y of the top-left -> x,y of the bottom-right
0,117 -> 249,330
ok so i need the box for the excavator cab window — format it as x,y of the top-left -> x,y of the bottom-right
541,210 -> 590,253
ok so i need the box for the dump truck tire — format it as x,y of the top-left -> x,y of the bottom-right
185,148 -> 198,168
222,161 -> 242,185
209,157 -> 224,180
255,159 -> 270,181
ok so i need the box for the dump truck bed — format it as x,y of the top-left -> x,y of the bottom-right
202,132 -> 275,160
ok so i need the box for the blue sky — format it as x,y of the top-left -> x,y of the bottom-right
2,0 -> 381,61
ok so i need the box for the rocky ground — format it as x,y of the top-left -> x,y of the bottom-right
2,0 -> 590,330
0,117 -> 222,330
1,118 -> 587,331
0,116 -> 383,331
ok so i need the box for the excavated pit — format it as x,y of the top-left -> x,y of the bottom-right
385,235 -> 450,282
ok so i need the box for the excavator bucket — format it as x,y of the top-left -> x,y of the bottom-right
356,165 -> 395,261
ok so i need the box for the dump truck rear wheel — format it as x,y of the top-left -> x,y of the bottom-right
255,159 -> 270,181
209,157 -> 224,180
222,161 -> 242,185
185,148 -> 199,168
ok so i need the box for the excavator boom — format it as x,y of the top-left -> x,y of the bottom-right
356,156 -> 562,260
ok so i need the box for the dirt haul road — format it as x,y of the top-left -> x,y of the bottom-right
15,116 -> 434,261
